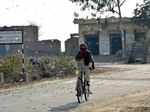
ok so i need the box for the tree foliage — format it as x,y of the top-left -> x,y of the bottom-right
134,0 -> 150,27
70,0 -> 127,17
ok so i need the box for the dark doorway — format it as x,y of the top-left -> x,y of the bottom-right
110,33 -> 122,55
84,34 -> 99,55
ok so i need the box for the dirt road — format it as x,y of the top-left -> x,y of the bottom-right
1,64 -> 150,112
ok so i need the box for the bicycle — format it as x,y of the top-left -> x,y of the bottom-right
76,70 -> 90,103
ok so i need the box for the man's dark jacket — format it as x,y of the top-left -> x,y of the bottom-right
75,50 -> 95,69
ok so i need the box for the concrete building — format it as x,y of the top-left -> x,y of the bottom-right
0,25 -> 38,43
0,25 -> 38,56
26,39 -> 61,56
74,17 -> 150,63
65,33 -> 79,56
0,25 -> 61,57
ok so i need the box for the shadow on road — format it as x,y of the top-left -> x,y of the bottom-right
49,102 -> 79,112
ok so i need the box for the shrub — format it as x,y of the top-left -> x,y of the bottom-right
0,56 -> 22,82
0,55 -> 77,83
39,55 -> 77,77
0,56 -> 34,83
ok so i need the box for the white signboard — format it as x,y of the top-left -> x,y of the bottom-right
0,31 -> 22,44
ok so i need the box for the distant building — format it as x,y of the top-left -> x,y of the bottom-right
65,33 -> 79,56
0,25 -> 61,57
74,17 -> 150,63
26,39 -> 61,56
0,25 -> 38,42
0,25 -> 38,56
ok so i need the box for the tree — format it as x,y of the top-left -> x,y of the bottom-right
134,0 -> 150,27
70,0 -> 127,18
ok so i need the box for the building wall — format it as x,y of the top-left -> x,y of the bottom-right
125,29 -> 135,53
25,39 -> 61,56
99,31 -> 110,55
0,25 -> 39,42
145,29 -> 150,63
0,26 -> 61,57
76,18 -> 148,56
65,34 -> 79,56
0,25 -> 38,56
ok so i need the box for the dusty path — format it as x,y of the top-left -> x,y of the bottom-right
1,64 -> 150,112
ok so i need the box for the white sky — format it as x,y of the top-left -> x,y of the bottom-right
0,0 -> 143,51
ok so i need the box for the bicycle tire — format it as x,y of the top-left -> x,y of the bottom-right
76,78 -> 83,103
84,81 -> 89,101
77,90 -> 83,103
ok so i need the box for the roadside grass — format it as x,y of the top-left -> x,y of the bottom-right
0,67 -> 114,92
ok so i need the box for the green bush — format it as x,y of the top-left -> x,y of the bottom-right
0,55 -> 77,83
0,56 -> 22,82
0,56 -> 35,82
55,55 -> 76,71
39,55 -> 77,77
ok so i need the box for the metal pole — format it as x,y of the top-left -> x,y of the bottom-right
21,31 -> 29,83
22,43 -> 25,81
0,73 -> 4,84
22,43 -> 25,70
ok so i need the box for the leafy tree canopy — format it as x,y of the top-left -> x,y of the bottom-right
70,0 -> 126,17
134,0 -> 150,27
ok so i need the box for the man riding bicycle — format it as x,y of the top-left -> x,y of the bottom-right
75,43 -> 95,94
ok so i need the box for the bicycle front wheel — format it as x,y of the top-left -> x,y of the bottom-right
84,82 -> 89,101
76,78 -> 84,103
77,89 -> 83,103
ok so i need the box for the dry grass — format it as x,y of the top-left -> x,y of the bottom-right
72,90 -> 150,112
0,67 -> 114,91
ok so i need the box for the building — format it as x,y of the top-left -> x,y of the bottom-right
0,25 -> 38,56
0,25 -> 61,57
0,25 -> 38,42
65,33 -> 79,56
26,39 -> 61,56
74,17 -> 150,63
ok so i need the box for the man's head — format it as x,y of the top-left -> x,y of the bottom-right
80,43 -> 87,51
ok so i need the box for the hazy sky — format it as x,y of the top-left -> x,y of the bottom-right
0,0 -> 143,50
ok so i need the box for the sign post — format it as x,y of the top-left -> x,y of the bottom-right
0,73 -> 4,84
